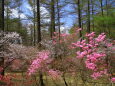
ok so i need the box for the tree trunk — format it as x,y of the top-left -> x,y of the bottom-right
106,0 -> 108,16
6,2 -> 9,31
2,0 -> 4,31
33,0 -> 36,46
57,0 -> 60,30
91,0 -> 94,31
100,0 -> 104,16
39,72 -> 45,86
37,0 -> 41,43
57,0 -> 61,40
18,1 -> 21,31
87,0 -> 90,33
100,0 -> 104,33
30,27 -> 33,45
63,73 -> 68,86
78,0 -> 82,37
37,1 -> 44,86
0,56 -> 4,76
0,0 -> 5,76
51,0 -> 55,38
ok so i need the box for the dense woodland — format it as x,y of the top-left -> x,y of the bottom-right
0,0 -> 115,86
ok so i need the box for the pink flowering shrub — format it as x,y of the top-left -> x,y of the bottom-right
28,30 -> 114,83
28,50 -> 50,75
52,28 -> 81,46
0,67 -> 13,86
28,50 -> 61,79
52,32 -> 69,45
71,32 -> 114,81
111,77 -> 115,83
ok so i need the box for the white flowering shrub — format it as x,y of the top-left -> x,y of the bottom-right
0,31 -> 38,71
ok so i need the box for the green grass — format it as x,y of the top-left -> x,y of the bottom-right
5,72 -> 115,86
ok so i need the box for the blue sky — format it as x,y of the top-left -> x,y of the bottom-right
20,0 -> 75,28
60,4 -> 77,28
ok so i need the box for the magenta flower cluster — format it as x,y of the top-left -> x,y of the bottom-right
72,32 -> 114,80
28,51 -> 50,75
28,50 -> 61,79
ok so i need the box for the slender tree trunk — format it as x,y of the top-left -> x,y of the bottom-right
37,0 -> 41,43
51,0 -> 55,38
30,27 -> 33,45
18,1 -> 21,31
0,1 -> 1,30
78,0 -> 82,37
100,0 -> 104,33
63,73 -> 68,86
106,0 -> 110,37
39,72 -> 45,86
18,14 -> 21,31
100,0 -> 104,16
57,0 -> 60,40
0,0 -> 5,76
91,0 -> 94,31
81,0 -> 84,29
106,0 -> 108,16
2,0 -> 4,31
87,0 -> 90,33
37,0 -> 44,86
6,3 -> 9,31
0,56 -> 4,76
33,0 -> 36,46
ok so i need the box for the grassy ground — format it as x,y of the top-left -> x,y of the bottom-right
4,72 -> 114,86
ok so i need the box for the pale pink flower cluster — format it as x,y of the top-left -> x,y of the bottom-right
86,32 -> 95,37
106,43 -> 113,47
52,32 -> 68,45
95,33 -> 106,42
76,51 -> 87,59
48,69 -> 61,79
91,72 -> 102,79
28,51 -> 50,75
71,32 -> 112,79
91,69 -> 107,79
111,77 -> 115,83
60,33 -> 68,37
76,28 -> 82,32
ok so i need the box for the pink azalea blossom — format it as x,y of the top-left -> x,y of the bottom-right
76,28 -> 82,32
106,43 -> 113,47
48,69 -> 61,79
28,51 -> 50,75
95,33 -> 106,42
91,72 -> 102,79
76,51 -> 87,59
53,40 -> 57,45
61,33 -> 68,37
85,61 -> 96,70
111,77 -> 115,83
112,47 -> 115,50
86,32 -> 95,37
